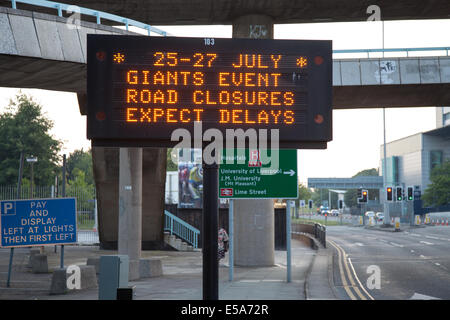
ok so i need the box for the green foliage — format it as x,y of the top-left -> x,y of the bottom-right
166,148 -> 178,171
422,160 -> 450,206
66,149 -> 95,213
0,93 -> 61,185
66,149 -> 94,186
354,168 -> 379,177
295,184 -> 313,208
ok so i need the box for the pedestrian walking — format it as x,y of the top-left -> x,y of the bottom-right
218,227 -> 229,261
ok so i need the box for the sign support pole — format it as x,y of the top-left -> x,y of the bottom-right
6,249 -> 14,288
6,152 -> 24,287
202,149 -> 219,300
228,199 -> 234,282
286,200 -> 292,283
61,154 -> 66,269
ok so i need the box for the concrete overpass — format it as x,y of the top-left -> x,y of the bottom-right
26,0 -> 450,25
308,176 -> 384,189
1,5 -> 450,107
1,1 -> 450,252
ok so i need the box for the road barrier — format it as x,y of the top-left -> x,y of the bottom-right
314,223 -> 326,248
291,222 -> 326,248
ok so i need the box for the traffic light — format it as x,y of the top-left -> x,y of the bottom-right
362,190 -> 368,203
308,199 -> 313,209
358,189 -> 368,203
396,186 -> 403,201
338,199 -> 343,209
386,187 -> 393,201
407,186 -> 414,201
357,189 -> 362,199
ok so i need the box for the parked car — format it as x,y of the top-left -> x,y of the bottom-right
320,206 -> 330,215
376,212 -> 384,221
365,211 -> 376,218
330,209 -> 339,216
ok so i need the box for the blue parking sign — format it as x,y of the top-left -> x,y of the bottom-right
0,198 -> 77,248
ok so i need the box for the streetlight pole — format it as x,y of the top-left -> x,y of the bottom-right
26,155 -> 40,253
26,156 -> 38,198
381,20 -> 391,226
383,109 -> 390,225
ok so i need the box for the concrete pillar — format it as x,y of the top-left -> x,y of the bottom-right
142,148 -> 167,249
91,147 -> 167,250
92,147 -> 119,249
232,14 -> 275,267
232,14 -> 274,39
233,199 -> 275,266
118,148 -> 142,280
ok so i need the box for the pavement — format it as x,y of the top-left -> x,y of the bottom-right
0,236 -> 337,300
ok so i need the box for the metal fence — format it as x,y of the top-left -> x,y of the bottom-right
0,185 -> 99,245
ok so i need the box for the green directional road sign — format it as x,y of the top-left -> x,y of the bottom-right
219,149 -> 298,199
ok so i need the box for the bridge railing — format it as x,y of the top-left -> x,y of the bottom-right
164,210 -> 200,249
9,0 -> 168,36
334,47 -> 450,59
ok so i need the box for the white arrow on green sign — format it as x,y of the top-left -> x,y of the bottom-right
219,149 -> 298,199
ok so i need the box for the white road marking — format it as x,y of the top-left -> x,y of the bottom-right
425,236 -> 440,240
355,242 -> 364,246
390,242 -> 404,248
410,292 -> 440,300
419,241 -> 434,245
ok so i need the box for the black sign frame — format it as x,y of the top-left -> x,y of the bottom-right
87,35 -> 332,149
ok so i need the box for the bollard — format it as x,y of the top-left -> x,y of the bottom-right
394,217 -> 401,232
415,215 -> 421,226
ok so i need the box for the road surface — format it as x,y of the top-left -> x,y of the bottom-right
327,225 -> 450,300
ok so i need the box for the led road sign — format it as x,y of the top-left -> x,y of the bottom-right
87,36 -> 332,148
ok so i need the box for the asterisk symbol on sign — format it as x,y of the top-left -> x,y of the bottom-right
296,57 -> 307,68
113,53 -> 125,63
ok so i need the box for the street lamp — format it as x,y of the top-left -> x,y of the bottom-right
26,155 -> 38,198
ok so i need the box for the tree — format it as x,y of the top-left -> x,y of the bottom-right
66,148 -> 94,186
67,168 -> 95,212
422,160 -> 450,206
166,148 -> 178,171
295,184 -> 313,208
0,93 -> 61,185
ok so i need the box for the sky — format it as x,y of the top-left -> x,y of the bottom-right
1,19 -> 450,185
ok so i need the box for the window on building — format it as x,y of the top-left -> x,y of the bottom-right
430,150 -> 443,172
443,112 -> 450,126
